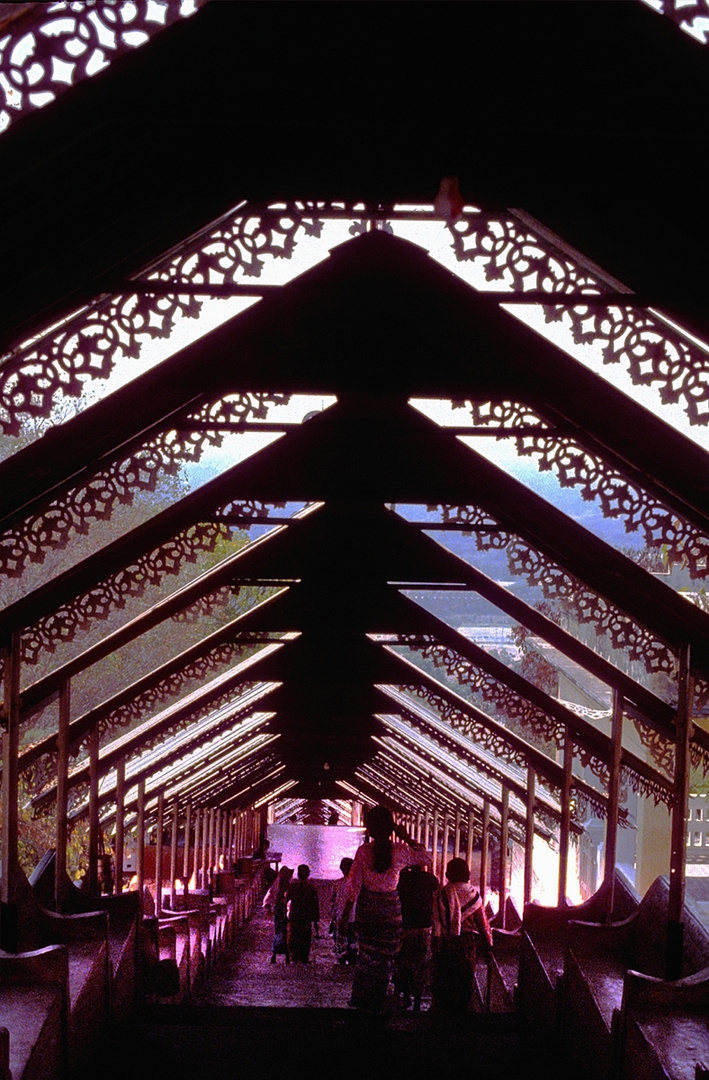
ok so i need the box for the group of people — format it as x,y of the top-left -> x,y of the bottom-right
262,863 -> 320,964
263,805 -> 493,1015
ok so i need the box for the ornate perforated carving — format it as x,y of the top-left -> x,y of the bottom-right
417,642 -> 565,748
20,522 -> 233,665
214,499 -> 288,521
0,1 -> 204,136
448,214 -> 709,426
95,642 -> 246,740
455,401 -> 709,578
640,1 -> 709,46
429,505 -> 677,679
0,392 -> 291,578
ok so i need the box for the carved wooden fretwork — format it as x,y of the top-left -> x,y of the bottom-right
642,1 -> 709,46
3,202 -> 707,441
418,642 -> 565,748
0,393 -> 290,578
630,716 -> 675,780
214,499 -> 288,521
0,1 -> 205,137
456,400 -> 709,579
20,523 -> 234,665
448,213 -> 709,426
429,505 -> 676,679
95,643 -> 246,742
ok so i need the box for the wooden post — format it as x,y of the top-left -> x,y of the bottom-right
206,808 -> 214,887
183,801 -> 192,882
423,811 -> 431,853
442,812 -> 450,877
500,786 -> 510,928
88,724 -> 100,896
431,810 -> 439,879
558,731 -> 573,908
136,779 -> 146,916
114,759 -> 125,896
466,809 -> 475,875
525,767 -> 536,907
454,809 -> 461,858
480,799 -> 490,905
55,680 -> 71,911
193,807 -> 202,887
170,798 -> 179,910
667,644 -> 692,980
1,631 -> 22,951
605,689 -> 624,919
154,791 -> 164,914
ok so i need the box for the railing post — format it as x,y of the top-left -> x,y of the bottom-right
605,689 -> 624,918
466,808 -> 475,876
155,791 -> 164,915
480,799 -> 490,906
525,767 -> 536,907
558,731 -> 573,908
0,631 -> 21,951
55,679 -> 71,911
114,759 -> 125,896
500,786 -> 509,928
667,643 -> 692,980
88,724 -> 100,896
136,779 -> 146,916
170,797 -> 179,911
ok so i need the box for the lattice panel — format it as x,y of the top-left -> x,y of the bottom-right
417,643 -> 565,748
447,213 -> 709,426
641,0 -> 709,45
0,393 -> 290,579
19,522 -> 234,666
95,642 -> 247,742
0,1 -> 204,136
0,204 -> 325,435
457,400 -> 709,578
430,503 -> 677,680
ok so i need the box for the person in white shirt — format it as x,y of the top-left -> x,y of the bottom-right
339,804 -> 431,1013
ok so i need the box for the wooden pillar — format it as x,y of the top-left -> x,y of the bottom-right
136,779 -> 146,916
55,680 -> 71,911
114,759 -> 125,896
169,798 -> 179,910
88,724 -> 100,896
557,731 -> 573,908
227,813 -> 234,869
480,799 -> 490,904
192,806 -> 202,887
154,791 -> 164,914
201,812 -> 208,885
466,809 -> 475,875
604,689 -> 624,918
206,808 -> 214,886
1,631 -> 22,951
667,644 -> 692,980
500,786 -> 510,929
182,801 -> 192,882
454,809 -> 461,858
524,767 -> 536,907
423,812 -> 431,853
431,810 -> 439,879
442,812 -> 450,877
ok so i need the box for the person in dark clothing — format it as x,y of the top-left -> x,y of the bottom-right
394,862 -> 439,1011
287,864 -> 320,963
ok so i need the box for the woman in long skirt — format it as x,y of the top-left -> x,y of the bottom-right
339,805 -> 431,1013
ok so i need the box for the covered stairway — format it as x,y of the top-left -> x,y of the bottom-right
2,2 -> 709,1079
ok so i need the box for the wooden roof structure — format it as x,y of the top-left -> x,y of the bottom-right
2,1 -> 709,914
